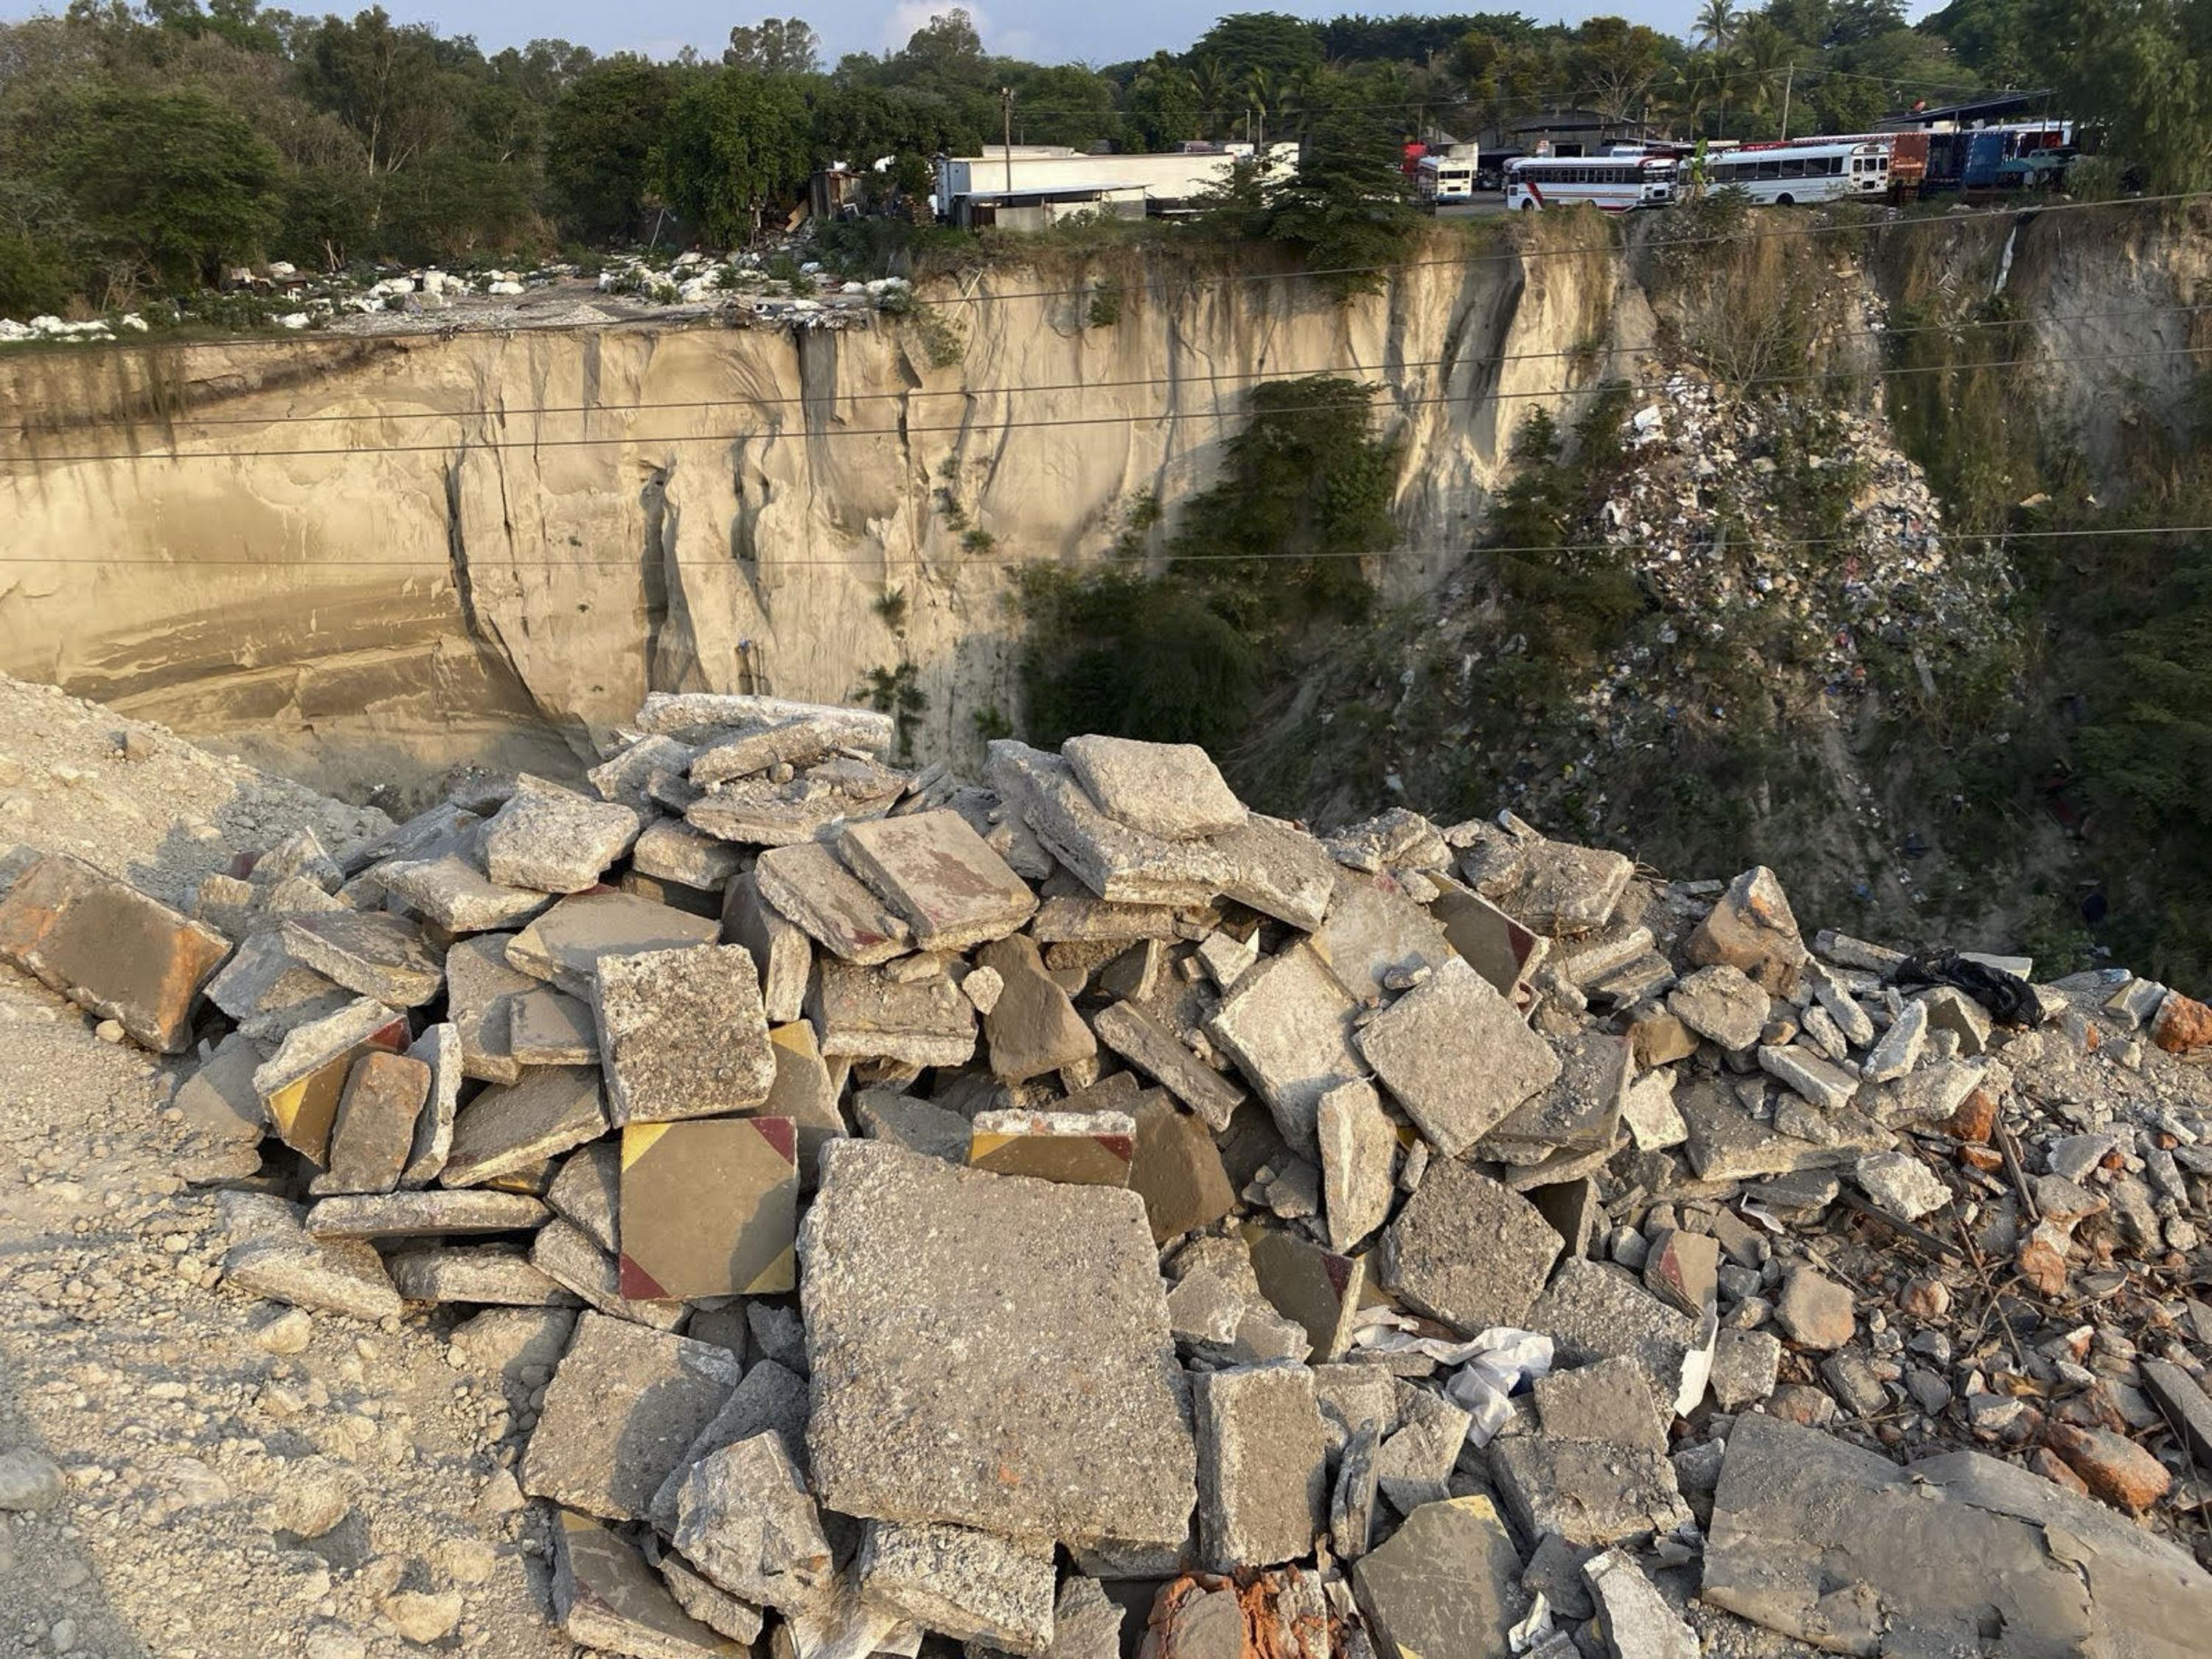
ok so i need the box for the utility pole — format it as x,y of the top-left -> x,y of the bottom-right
1777,62 -> 1793,141
1001,87 -> 1014,196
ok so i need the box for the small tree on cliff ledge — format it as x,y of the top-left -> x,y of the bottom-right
1261,105 -> 1419,296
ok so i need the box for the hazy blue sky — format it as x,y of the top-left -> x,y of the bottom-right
0,1 -> 1727,66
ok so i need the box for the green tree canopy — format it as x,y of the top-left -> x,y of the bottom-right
657,67 -> 808,243
724,16 -> 818,74
545,56 -> 677,243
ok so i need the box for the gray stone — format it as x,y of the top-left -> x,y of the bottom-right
531,1217 -> 684,1331
1062,734 -> 1246,841
1708,1328 -> 1783,1411
1861,998 -> 1928,1084
2047,1133 -> 2118,1184
1703,1411 -> 2212,1658
1666,964 -> 1767,1053
1489,1437 -> 1692,1548
1193,927 -> 1259,992
387,1245 -> 576,1307
1526,1260 -> 1703,1422
1381,1161 -> 1560,1335
1352,1495 -> 1528,1659
1756,1045 -> 1859,1113
1534,1357 -> 1669,1455
1774,1266 -> 1855,1351
1676,1081 -> 1885,1182
650,1543 -> 765,1645
1192,1363 -> 1327,1571
377,853 -> 552,933
672,1433 -> 833,1610
550,1510 -> 735,1659
647,1358 -> 815,1534
721,867 -> 811,1023
813,959 -> 978,1069
1356,958 -> 1560,1158
974,933 -> 1095,1083
1820,1347 -> 1890,1418
1091,1000 -> 1243,1131
1248,1229 -> 1363,1362
222,1229 -> 402,1322
1870,1057 -> 1985,1128
1854,1150 -> 1951,1221
591,943 -> 776,1125
484,775 -> 643,893
311,1051 -> 430,1195
398,1021 -> 463,1187
752,840 -> 912,965
1308,870 -> 1455,1003
1129,1092 -> 1238,1245
447,933 -> 535,1085
1374,1392 -> 1471,1513
276,911 -> 443,1007
858,1089 -> 974,1162
684,755 -> 908,846
631,818 -> 745,891
304,1189 -> 548,1239
507,891 -> 720,997
0,1449 -> 66,1513
799,1141 -> 1195,1550
2140,1360 -> 2212,1470
441,1065 -> 607,1187
546,1141 -> 621,1254
857,1521 -> 1056,1655
839,809 -> 1037,951
1582,1549 -> 1697,1659
587,733 -> 696,808
204,931 -> 350,1045
1207,943 -> 1365,1152
522,1312 -> 741,1522
987,741 -> 1231,907
1455,826 -> 1634,936
507,986 -> 599,1065
1315,1079 -> 1396,1252
169,1032 -> 268,1182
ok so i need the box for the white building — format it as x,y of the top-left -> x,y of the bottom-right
935,144 -> 1299,231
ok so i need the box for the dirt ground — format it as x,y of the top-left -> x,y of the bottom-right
0,677 -> 579,1659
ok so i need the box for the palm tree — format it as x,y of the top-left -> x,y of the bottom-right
1694,0 -> 1739,54
1241,66 -> 1281,145
1191,55 -> 1234,141
1737,19 -> 1795,122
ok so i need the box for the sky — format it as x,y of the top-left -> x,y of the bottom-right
0,1 -> 1727,67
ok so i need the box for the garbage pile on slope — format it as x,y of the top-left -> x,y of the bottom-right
4,693 -> 2211,1658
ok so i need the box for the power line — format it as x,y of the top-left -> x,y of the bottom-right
25,300 -> 2205,437
6,343 -> 2200,465
0,522 -> 2199,569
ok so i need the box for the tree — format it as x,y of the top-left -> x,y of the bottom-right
295,7 -> 459,174
884,7 -> 988,88
1571,16 -> 1672,122
724,17 -> 818,74
1124,52 -> 1200,149
657,68 -> 808,243
1694,0 -> 1739,52
1190,13 -> 1324,83
2022,0 -> 2212,193
49,83 -> 278,287
1013,63 -> 1115,148
1260,102 -> 1416,296
546,56 -> 675,243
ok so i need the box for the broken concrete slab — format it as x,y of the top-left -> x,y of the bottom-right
1029,894 -> 1182,944
1380,1161 -> 1560,1335
1582,1549 -> 1697,1659
1621,1068 -> 1686,1151
1534,1357 -> 1669,1455
1489,1436 -> 1692,1548
1248,1228 -> 1366,1363
1315,1079 -> 1395,1253
550,1512 -> 744,1659
720,867 -> 811,1023
311,1050 -> 431,1195
1676,1080 -> 1885,1183
1686,866 -> 1807,992
619,1116 -> 798,1298
858,1089 -> 974,1163
0,852 -> 231,1051
812,959 -> 977,1070
799,1141 -> 1196,1551
521,1312 -> 742,1522
440,1065 -> 607,1188
508,985 -> 599,1065
377,852 -> 552,933
752,841 -> 911,966
1374,1392 -> 1472,1513
169,1032 -> 268,1181
1129,1093 -> 1238,1245
397,1020 -> 462,1187
387,1243 -> 577,1307
671,1433 -> 834,1610
1483,1030 -> 1628,1163
1192,1363 -> 1327,1571
592,944 -> 776,1125
587,734 -> 697,810
1352,1496 -> 1526,1659
1708,1327 -> 1783,1412
856,1521 -> 1056,1655
840,810 -> 1037,951
1703,1411 -> 2212,1658
969,1109 -> 1135,1186
1091,1000 -> 1243,1132
222,1226 -> 403,1323
1307,870 -> 1455,1003
974,934 -> 1095,1083
447,933 -> 534,1085
647,1357 -> 815,1535
1854,1150 -> 1951,1222
687,717 -> 858,785
1757,1044 -> 1859,1113
252,997 -> 411,1165
204,931 -> 350,1045
1331,1420 -> 1382,1559
532,1216 -> 685,1331
1526,1259 -> 1703,1422
544,1141 -> 619,1255
1213,814 -> 1338,933
987,741 -> 1231,908
483,774 -> 644,894
1454,827 -> 1634,937
305,1189 -> 549,1239
684,755 -> 908,846
631,818 -> 745,891
507,891 -> 720,998
1355,958 -> 1559,1158
278,910 -> 443,1007
1666,964 -> 1768,1053
647,1544 -> 765,1648
1428,878 -> 1545,1001
1062,734 -> 1247,841
1207,943 -> 1364,1152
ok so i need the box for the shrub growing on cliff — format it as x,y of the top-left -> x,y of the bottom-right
1259,105 -> 1419,297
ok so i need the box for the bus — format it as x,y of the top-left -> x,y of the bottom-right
1700,139 -> 1891,204
1504,153 -> 1676,212
1416,153 -> 1478,208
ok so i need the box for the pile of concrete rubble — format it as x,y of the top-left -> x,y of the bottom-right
5,692 -> 2211,1658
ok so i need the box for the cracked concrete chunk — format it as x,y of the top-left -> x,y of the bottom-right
1207,943 -> 1364,1152
377,852 -> 552,933
508,985 -> 597,1065
279,911 -> 444,1007
631,818 -> 745,891
169,1032 -> 268,1181
1703,1411 -> 2212,1658
532,1216 -> 685,1331
1315,1078 -> 1395,1253
398,1021 -> 462,1187
1757,1044 -> 1858,1113
222,1228 -> 403,1322
721,867 -> 811,1022
440,1065 -> 607,1188
1248,1228 -> 1365,1363
1091,1000 -> 1243,1131
1192,1363 -> 1327,1571
1374,1392 -> 1472,1512
1526,1259 -> 1701,1421
1676,1080 -> 1885,1182
588,734 -> 697,810
1708,1327 -> 1783,1412
812,959 -> 978,1069
1357,958 -> 1559,1158
591,944 -> 776,1125
1686,866 -> 1807,992
204,931 -> 348,1046
484,774 -> 644,893
304,1189 -> 549,1239
1582,1549 -> 1697,1659
1484,1029 -> 1629,1161
1666,964 -> 1768,1053
1352,1495 -> 1526,1659
447,933 -> 534,1085
1308,870 -> 1455,1003
387,1243 -> 577,1307
522,1312 -> 741,1522
1129,1092 -> 1238,1244
311,1049 -> 430,1196
799,1141 -> 1195,1550
839,809 -> 1037,950
1489,1436 -> 1692,1548
507,891 -> 720,998
754,841 -> 913,966
857,1521 -> 1056,1655
1060,734 -> 1245,841
1455,828 -> 1634,937
685,756 -> 908,846
1534,1357 -> 1668,1455
1212,815 -> 1338,932
552,1511 -> 742,1659
974,934 -> 1095,1083
672,1433 -> 833,1610
0,852 -> 232,1052
987,741 -> 1231,907
1381,1161 -> 1560,1335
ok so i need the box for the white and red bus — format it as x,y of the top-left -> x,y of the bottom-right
1698,139 -> 1891,204
1504,153 -> 1676,212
